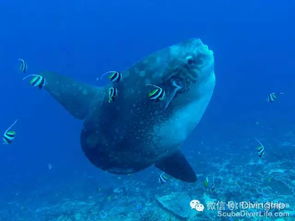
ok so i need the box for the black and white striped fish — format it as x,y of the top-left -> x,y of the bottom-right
18,58 -> 28,73
100,71 -> 122,83
256,139 -> 265,158
108,87 -> 118,103
147,84 -> 165,101
158,172 -> 169,184
267,92 -> 277,103
2,120 -> 18,144
23,74 -> 46,89
267,92 -> 284,103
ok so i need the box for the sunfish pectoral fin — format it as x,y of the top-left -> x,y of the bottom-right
164,80 -> 182,110
164,87 -> 178,109
155,150 -> 197,183
40,71 -> 104,120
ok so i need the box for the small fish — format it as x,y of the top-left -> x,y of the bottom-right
203,177 -> 209,188
210,183 -> 216,192
18,58 -> 27,73
203,176 -> 216,192
2,120 -> 18,144
210,176 -> 216,192
147,84 -> 165,101
108,87 -> 118,103
267,92 -> 284,103
158,172 -> 169,184
100,71 -> 122,83
256,139 -> 265,158
23,74 -> 46,89
267,92 -> 277,103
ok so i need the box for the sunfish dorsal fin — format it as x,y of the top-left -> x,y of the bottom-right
41,72 -> 104,120
155,150 -> 197,183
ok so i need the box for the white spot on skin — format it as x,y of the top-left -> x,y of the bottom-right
82,89 -> 88,95
139,71 -> 145,77
155,57 -> 161,65
170,45 -> 180,56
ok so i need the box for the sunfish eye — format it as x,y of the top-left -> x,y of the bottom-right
185,55 -> 194,65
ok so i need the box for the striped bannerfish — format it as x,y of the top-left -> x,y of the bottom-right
267,92 -> 284,103
2,120 -> 18,144
23,74 -> 46,89
255,139 -> 265,158
147,84 -> 165,101
203,176 -> 216,192
108,71 -> 122,83
203,176 -> 209,188
100,71 -> 122,83
18,58 -> 27,73
267,92 -> 277,103
108,87 -> 118,103
158,172 -> 169,184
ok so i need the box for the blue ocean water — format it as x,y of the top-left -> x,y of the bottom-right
0,0 -> 294,220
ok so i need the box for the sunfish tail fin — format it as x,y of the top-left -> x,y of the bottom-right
155,150 -> 197,183
40,72 -> 103,120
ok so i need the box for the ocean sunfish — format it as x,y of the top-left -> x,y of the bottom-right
38,38 -> 215,182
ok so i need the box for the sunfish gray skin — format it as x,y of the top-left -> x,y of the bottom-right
39,38 -> 215,182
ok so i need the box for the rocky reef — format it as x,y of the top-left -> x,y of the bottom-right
0,126 -> 294,221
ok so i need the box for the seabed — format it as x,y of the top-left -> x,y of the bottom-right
1,130 -> 294,221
